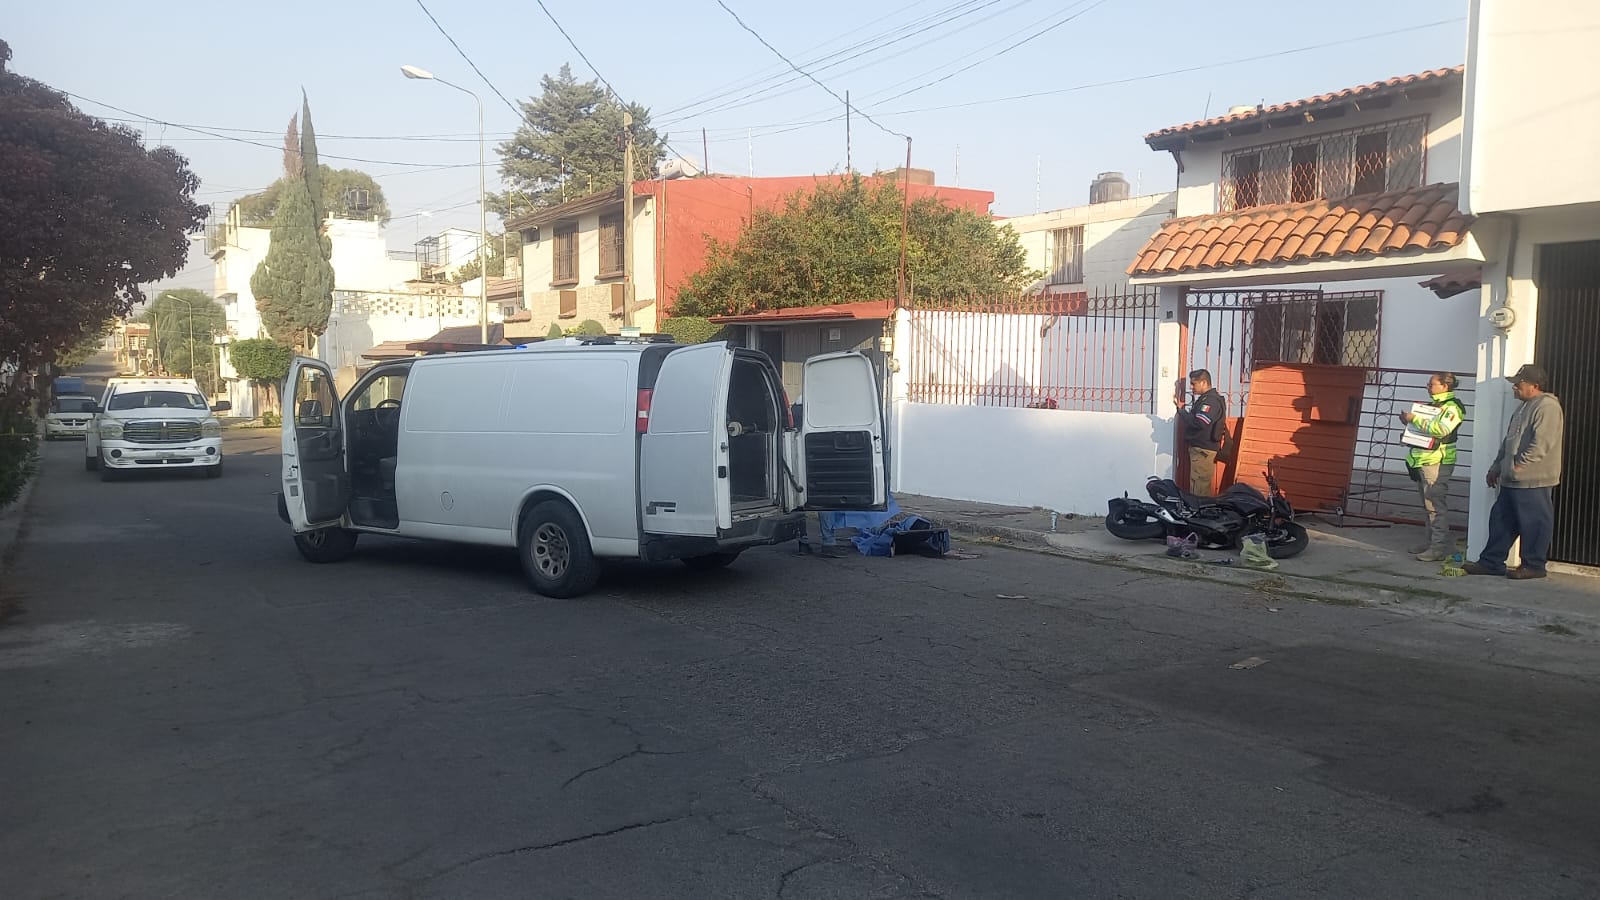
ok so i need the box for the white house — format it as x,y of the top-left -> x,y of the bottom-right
207,208 -> 495,416
1124,65 -> 1495,530
1003,174 -> 1176,292
1457,0 -> 1600,568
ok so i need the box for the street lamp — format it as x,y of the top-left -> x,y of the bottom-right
159,293 -> 206,394
401,64 -> 489,346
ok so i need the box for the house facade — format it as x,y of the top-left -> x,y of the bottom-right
207,209 -> 493,417
1002,175 -> 1176,292
1458,0 -> 1600,566
508,173 -> 996,336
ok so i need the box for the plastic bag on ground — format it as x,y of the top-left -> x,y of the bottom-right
1242,533 -> 1278,570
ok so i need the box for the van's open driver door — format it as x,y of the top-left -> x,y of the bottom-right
281,357 -> 349,532
789,352 -> 887,511
640,343 -> 734,536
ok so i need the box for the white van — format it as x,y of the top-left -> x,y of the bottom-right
275,338 -> 886,597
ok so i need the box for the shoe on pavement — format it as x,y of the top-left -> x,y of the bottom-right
1507,566 -> 1548,580
1408,543 -> 1432,555
1462,561 -> 1506,576
1416,549 -> 1449,562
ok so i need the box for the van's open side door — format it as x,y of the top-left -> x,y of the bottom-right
789,352 -> 887,511
281,357 -> 349,532
640,343 -> 734,536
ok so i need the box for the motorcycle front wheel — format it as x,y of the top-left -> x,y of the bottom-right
1264,521 -> 1310,559
1105,500 -> 1165,540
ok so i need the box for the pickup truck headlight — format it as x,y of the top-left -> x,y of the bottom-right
98,419 -> 123,439
201,419 -> 222,438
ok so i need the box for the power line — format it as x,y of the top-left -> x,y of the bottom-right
65,92 -> 478,170
657,0 -> 1019,125
97,116 -> 517,142
691,17 -> 1468,145
413,0 -> 524,120
714,0 -> 908,141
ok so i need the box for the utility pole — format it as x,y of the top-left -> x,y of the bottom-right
845,90 -> 852,173
898,137 -> 912,308
702,127 -> 710,176
622,110 -> 636,329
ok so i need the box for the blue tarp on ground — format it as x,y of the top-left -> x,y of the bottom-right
819,493 -> 901,536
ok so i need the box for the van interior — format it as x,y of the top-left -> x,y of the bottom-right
725,355 -> 785,512
344,366 -> 410,529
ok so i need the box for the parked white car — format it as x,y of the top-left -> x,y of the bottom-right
44,394 -> 98,440
85,377 -> 231,481
276,338 -> 887,597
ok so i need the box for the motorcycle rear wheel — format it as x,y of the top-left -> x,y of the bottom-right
1105,504 -> 1165,540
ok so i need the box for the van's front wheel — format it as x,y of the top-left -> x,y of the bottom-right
519,500 -> 600,598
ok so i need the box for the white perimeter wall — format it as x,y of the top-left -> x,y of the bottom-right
893,402 -> 1168,516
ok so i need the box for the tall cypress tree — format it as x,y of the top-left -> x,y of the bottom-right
300,90 -> 324,226
251,100 -> 335,352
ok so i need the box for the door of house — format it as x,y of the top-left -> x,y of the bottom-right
1533,240 -> 1600,566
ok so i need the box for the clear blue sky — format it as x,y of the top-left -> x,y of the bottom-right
10,0 -> 1467,293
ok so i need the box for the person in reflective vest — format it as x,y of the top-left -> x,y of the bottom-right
1398,372 -> 1466,561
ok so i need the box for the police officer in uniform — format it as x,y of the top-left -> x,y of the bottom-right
1174,369 -> 1227,496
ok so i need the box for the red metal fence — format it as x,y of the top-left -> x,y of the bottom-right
904,287 -> 1160,413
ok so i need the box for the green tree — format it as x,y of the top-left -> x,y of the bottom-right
228,338 -> 295,384
493,64 -> 666,217
235,166 -> 390,225
251,101 -> 336,352
451,232 -> 523,283
55,320 -> 114,370
138,289 -> 226,390
673,177 -> 1039,317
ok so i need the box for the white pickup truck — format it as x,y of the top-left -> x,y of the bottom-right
85,377 -> 232,481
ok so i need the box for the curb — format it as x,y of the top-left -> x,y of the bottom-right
940,519 -> 1600,639
0,463 -> 40,580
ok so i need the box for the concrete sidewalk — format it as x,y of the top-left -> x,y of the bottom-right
898,493 -> 1600,638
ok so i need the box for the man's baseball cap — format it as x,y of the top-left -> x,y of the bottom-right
1508,364 -> 1549,387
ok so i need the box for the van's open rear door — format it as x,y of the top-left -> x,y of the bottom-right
789,352 -> 887,511
281,357 -> 349,532
640,343 -> 734,536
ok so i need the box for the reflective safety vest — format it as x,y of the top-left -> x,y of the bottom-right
1406,392 -> 1466,467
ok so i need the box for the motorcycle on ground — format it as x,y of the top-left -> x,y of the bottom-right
1104,463 -> 1310,559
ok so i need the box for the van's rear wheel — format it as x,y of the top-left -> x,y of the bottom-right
519,500 -> 600,598
682,551 -> 742,571
293,527 -> 359,563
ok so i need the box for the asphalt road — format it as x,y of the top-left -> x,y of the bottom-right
3,427 -> 1599,899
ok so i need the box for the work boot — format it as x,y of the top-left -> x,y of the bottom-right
1507,566 -> 1548,580
1462,561 -> 1506,576
1407,542 -> 1432,555
1416,548 -> 1449,562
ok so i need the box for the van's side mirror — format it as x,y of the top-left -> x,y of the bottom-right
211,401 -> 232,413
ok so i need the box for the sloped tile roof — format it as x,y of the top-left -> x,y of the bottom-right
709,300 -> 895,324
1128,183 -> 1472,277
1145,67 -> 1464,150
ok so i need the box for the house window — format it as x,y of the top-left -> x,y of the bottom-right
1353,131 -> 1389,196
558,289 -> 577,319
1290,144 -> 1319,203
1048,226 -> 1084,284
598,213 -> 624,278
553,224 -> 578,285
1222,118 -> 1424,211
1228,153 -> 1261,211
1252,293 -> 1381,369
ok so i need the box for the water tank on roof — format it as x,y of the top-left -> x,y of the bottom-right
1089,171 -> 1130,205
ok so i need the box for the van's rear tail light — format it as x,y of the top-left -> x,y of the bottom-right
636,389 -> 653,433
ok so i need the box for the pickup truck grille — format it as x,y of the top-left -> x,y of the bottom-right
122,420 -> 202,444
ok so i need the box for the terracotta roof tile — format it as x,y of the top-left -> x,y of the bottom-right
1145,67 -> 1464,149
1128,183 -> 1473,277
1420,268 -> 1482,299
